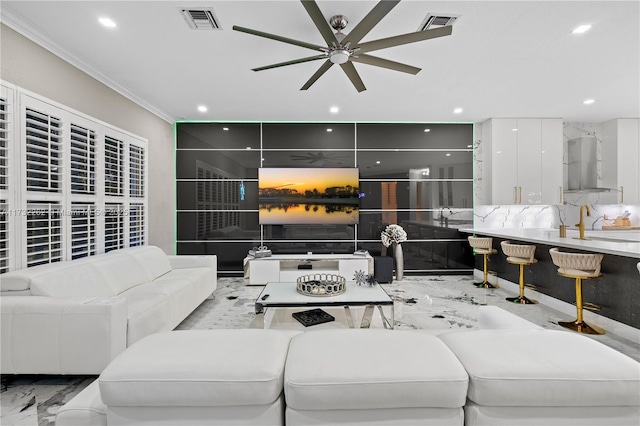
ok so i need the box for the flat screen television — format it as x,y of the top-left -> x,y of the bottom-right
258,168 -> 359,225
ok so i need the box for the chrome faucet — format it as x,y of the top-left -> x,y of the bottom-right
575,204 -> 591,240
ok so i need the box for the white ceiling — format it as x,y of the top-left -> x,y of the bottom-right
2,0 -> 638,124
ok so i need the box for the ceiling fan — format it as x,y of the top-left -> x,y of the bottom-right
290,151 -> 350,165
233,0 -> 453,92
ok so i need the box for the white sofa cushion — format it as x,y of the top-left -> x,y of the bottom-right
0,261 -> 72,291
116,246 -> 172,281
285,329 -> 469,411
30,261 -> 114,297
438,329 -> 640,407
99,330 -> 300,407
88,253 -> 149,295
119,283 -> 172,345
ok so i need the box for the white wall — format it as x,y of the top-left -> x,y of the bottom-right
1,24 -> 175,253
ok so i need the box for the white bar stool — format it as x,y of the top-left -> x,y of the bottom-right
500,241 -> 538,304
549,248 -> 605,335
468,236 -> 498,288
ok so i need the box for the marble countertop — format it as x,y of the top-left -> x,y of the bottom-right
460,228 -> 640,259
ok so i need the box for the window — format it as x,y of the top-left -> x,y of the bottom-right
0,82 -> 148,272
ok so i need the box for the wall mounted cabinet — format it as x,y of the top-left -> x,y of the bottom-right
601,118 -> 639,205
483,118 -> 562,205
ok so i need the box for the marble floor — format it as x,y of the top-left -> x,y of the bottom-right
2,275 -> 639,426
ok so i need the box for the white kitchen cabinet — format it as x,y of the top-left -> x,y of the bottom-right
541,119 -> 564,204
602,118 -> 639,205
483,118 -> 563,205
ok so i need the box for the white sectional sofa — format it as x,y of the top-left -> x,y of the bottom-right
0,246 -> 216,375
55,306 -> 640,426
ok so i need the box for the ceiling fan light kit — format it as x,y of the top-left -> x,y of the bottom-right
233,0 -> 453,92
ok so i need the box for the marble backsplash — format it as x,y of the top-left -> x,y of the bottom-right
473,203 -> 639,231
473,120 -> 638,231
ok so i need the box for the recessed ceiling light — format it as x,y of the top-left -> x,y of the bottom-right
222,127 -> 229,131
512,128 -> 518,132
197,105 -> 207,112
330,106 -> 339,114
572,24 -> 592,34
246,147 -> 252,150
376,160 -> 381,164
583,99 -> 595,105
453,108 -> 463,114
467,144 -> 473,148
326,128 -> 333,132
99,17 -> 116,28
446,153 -> 451,156
424,128 -> 431,132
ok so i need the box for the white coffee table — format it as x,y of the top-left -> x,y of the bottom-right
255,281 -> 394,329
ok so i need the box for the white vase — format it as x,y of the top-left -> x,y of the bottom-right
393,242 -> 404,281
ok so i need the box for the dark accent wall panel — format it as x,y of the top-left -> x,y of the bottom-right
176,122 -> 474,274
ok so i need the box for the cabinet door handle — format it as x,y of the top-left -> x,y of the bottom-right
620,186 -> 624,203
519,186 -> 522,204
514,186 -> 518,204
559,186 -> 563,204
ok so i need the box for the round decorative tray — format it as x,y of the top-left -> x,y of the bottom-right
296,274 -> 346,297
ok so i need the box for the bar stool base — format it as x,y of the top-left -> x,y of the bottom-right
558,320 -> 605,335
475,282 -> 499,289
506,295 -> 538,304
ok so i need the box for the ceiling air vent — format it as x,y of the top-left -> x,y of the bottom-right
418,13 -> 461,31
181,8 -> 221,30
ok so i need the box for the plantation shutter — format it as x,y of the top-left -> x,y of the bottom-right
104,203 -> 124,252
129,144 -> 144,197
129,203 -> 145,246
0,96 -> 8,191
0,202 -> 8,273
105,136 -> 124,196
70,123 -> 96,194
70,203 -> 96,259
26,201 -> 63,267
26,108 -> 63,193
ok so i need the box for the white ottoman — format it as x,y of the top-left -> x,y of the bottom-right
55,380 -> 107,426
98,329 -> 300,426
439,329 -> 640,426
284,329 -> 469,425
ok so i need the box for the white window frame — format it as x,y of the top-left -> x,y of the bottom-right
1,81 -> 148,271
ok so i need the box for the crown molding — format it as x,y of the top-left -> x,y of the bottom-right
1,8 -> 176,124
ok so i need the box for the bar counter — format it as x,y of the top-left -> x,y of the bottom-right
459,228 -> 640,331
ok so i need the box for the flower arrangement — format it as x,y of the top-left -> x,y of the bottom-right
380,224 -> 407,247
353,270 -> 377,287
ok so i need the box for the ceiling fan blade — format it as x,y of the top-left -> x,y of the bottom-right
300,1 -> 338,46
233,25 -> 325,51
342,0 -> 400,46
350,54 -> 420,75
252,55 -> 327,72
355,25 -> 452,53
301,60 -> 333,90
340,62 -> 366,92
